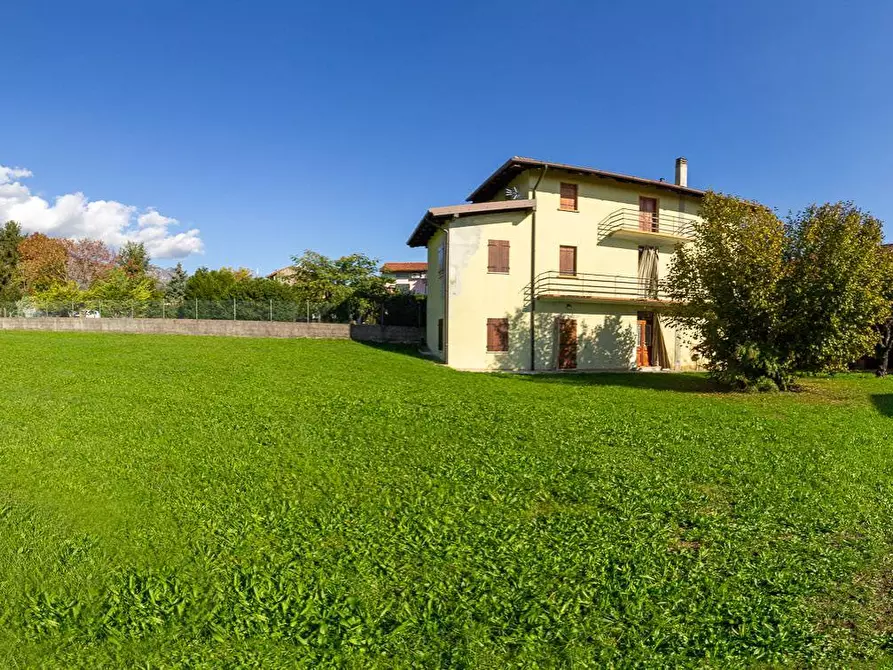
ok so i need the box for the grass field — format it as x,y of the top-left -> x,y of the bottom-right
1,332 -> 893,667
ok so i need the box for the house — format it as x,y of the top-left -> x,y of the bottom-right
268,266 -> 297,283
381,262 -> 427,295
406,156 -> 703,372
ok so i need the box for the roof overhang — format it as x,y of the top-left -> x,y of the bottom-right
467,156 -> 706,203
407,199 -> 536,248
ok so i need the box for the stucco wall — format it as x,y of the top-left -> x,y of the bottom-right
0,318 -> 424,343
426,229 -> 446,359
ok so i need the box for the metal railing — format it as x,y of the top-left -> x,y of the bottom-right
533,270 -> 670,302
599,207 -> 696,240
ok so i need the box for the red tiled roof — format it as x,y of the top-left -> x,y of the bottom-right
382,262 -> 427,273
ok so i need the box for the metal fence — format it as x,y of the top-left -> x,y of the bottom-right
0,296 -> 427,326
1,299 -> 347,323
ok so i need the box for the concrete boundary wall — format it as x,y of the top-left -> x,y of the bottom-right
0,318 -> 424,344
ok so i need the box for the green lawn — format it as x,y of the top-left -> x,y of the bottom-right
1,332 -> 893,667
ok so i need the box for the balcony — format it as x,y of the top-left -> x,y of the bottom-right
533,270 -> 672,307
599,207 -> 695,245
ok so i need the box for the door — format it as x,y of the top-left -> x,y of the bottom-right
558,318 -> 577,370
636,311 -> 654,367
639,197 -> 658,233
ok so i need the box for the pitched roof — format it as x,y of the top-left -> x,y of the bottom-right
382,262 -> 427,273
267,266 -> 296,279
407,199 -> 537,248
467,156 -> 706,202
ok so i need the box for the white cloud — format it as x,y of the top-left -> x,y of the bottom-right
0,164 -> 203,260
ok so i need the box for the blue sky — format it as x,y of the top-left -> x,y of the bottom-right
2,1 -> 891,272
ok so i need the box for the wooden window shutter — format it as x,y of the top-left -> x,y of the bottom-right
488,240 -> 510,273
487,318 -> 509,352
560,183 -> 578,211
559,245 -> 577,276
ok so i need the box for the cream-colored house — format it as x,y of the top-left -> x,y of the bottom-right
407,156 -> 703,372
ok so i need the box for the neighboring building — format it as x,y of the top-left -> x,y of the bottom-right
268,266 -> 297,283
381,262 -> 427,295
407,156 -> 703,372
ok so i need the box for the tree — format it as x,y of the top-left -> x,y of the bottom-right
0,221 -> 24,302
667,193 -> 892,390
875,248 -> 893,377
18,233 -> 68,293
165,262 -> 189,303
118,241 -> 150,278
781,202 -> 889,373
289,251 -> 390,322
666,192 -> 791,389
64,239 -> 116,289
87,267 -> 158,315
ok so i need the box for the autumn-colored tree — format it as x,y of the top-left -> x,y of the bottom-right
18,233 -> 68,293
64,239 -> 117,289
117,241 -> 150,278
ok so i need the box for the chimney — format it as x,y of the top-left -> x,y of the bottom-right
674,157 -> 688,187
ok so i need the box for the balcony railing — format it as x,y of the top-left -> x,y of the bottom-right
599,207 -> 695,242
533,270 -> 671,304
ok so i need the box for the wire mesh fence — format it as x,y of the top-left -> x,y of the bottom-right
0,298 -> 426,326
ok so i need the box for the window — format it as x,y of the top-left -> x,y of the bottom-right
638,196 -> 659,232
437,318 -> 444,351
559,183 -> 578,211
559,245 -> 577,276
487,239 -> 510,273
486,318 -> 509,352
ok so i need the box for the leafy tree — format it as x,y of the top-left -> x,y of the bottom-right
0,221 -> 24,302
88,267 -> 157,303
666,192 -> 791,389
289,251 -> 390,322
30,281 -> 83,313
667,193 -> 892,390
64,238 -> 117,289
165,262 -> 189,303
18,233 -> 68,293
118,241 -> 150,278
781,202 -> 888,373
875,248 -> 893,377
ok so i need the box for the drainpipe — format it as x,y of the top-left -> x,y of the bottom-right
529,165 -> 548,372
428,215 -> 450,364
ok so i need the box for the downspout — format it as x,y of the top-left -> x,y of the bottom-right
529,165 -> 548,371
428,216 -> 450,364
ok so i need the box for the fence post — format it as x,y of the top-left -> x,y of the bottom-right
269,298 -> 273,322
194,298 -> 198,320
233,297 -> 236,321
306,300 -> 310,323
162,301 -> 165,319
99,300 -> 102,318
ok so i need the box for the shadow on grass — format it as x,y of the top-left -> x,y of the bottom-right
354,341 -> 434,362
871,394 -> 893,418
515,372 -> 723,394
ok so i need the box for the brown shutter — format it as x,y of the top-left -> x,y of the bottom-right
560,183 -> 578,211
488,240 -> 510,273
487,318 -> 509,352
559,245 -> 577,276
